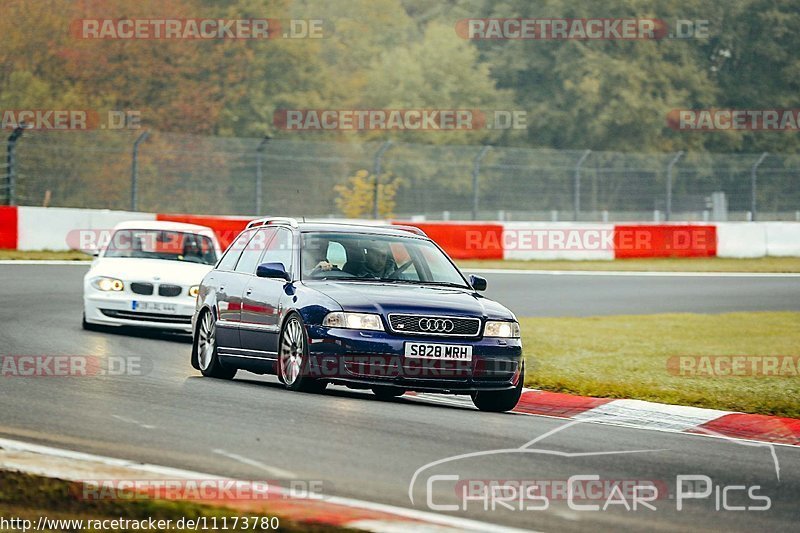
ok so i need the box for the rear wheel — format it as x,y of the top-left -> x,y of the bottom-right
279,314 -> 326,393
471,363 -> 524,412
196,310 -> 237,380
372,386 -> 405,400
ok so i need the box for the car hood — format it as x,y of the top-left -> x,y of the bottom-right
305,281 -> 515,321
86,257 -> 213,285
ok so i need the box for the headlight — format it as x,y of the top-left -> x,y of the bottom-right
91,277 -> 124,292
323,312 -> 384,331
484,320 -> 520,338
188,285 -> 200,298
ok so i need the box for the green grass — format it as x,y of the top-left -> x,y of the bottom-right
459,256 -> 800,273
520,312 -> 800,418
0,249 -> 91,261
0,470 -> 344,532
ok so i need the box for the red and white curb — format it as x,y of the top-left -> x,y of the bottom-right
408,389 -> 800,446
513,390 -> 800,446
0,438 -> 528,533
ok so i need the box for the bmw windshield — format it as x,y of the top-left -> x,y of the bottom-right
103,230 -> 218,265
301,232 -> 469,287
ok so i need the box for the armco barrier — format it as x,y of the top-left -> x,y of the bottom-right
0,206 -> 18,249
614,224 -> 717,259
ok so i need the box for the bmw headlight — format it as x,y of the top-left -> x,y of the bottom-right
323,312 -> 384,331
188,285 -> 200,298
484,320 -> 520,338
91,276 -> 124,292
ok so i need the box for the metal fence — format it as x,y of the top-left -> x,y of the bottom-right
2,129 -> 799,221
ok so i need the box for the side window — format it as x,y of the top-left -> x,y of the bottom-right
235,228 -> 276,274
216,229 -> 255,271
261,228 -> 294,275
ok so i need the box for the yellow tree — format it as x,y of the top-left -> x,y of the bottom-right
334,169 -> 402,218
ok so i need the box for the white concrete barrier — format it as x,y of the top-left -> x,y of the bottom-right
764,222 -> 800,257
17,207 -> 155,251
715,223 -> 768,258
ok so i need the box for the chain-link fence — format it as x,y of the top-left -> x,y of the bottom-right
2,129 -> 799,221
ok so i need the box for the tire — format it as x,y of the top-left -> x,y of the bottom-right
195,310 -> 237,380
278,314 -> 327,393
372,386 -> 405,400
471,363 -> 524,413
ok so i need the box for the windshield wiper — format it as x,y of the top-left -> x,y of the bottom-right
376,279 -> 470,289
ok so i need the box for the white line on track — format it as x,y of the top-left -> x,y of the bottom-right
111,414 -> 156,430
212,448 -> 297,479
0,437 -> 533,533
465,268 -> 800,278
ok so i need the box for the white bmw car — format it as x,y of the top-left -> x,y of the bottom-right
83,221 -> 222,333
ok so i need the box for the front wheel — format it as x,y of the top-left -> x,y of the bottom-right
471,363 -> 524,412
279,314 -> 327,393
195,310 -> 237,380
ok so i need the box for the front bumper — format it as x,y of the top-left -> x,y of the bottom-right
305,326 -> 523,393
84,291 -> 195,333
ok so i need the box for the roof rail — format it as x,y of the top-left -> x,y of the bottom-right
246,217 -> 299,229
389,224 -> 427,237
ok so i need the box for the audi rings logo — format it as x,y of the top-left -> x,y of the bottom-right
418,318 -> 455,333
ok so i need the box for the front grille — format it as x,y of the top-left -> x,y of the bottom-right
158,284 -> 182,297
100,309 -> 191,324
388,314 -> 481,337
130,282 -> 154,295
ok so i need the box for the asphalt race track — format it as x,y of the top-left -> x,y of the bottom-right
1,263 -> 799,531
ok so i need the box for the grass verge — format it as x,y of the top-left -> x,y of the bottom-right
520,311 -> 800,418
0,250 -> 91,261
459,257 -> 800,273
0,470 -> 343,532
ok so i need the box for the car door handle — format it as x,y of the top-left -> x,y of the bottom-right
246,288 -> 253,295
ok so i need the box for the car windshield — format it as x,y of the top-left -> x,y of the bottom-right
301,232 -> 468,287
104,229 -> 217,265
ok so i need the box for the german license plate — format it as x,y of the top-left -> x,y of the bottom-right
404,342 -> 473,361
131,301 -> 177,314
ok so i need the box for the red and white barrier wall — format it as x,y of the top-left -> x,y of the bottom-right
0,206 -> 798,259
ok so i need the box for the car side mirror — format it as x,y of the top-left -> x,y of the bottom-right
469,274 -> 487,291
256,262 -> 291,281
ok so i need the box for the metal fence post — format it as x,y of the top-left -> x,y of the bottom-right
5,125 -> 25,206
471,145 -> 491,220
372,140 -> 393,219
131,131 -> 149,211
665,151 -> 684,222
750,152 -> 768,222
255,135 -> 271,216
573,149 -> 591,221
